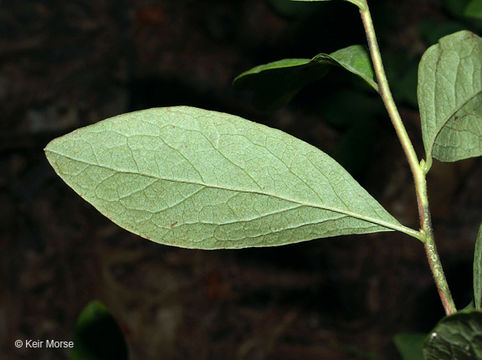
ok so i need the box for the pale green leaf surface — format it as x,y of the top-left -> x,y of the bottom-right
475,222 -> 482,310
234,45 -> 377,111
45,107 -> 409,249
290,0 -> 367,11
418,30 -> 482,164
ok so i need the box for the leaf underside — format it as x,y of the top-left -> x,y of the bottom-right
423,311 -> 482,360
418,30 -> 482,163
45,107 -> 402,249
234,45 -> 377,111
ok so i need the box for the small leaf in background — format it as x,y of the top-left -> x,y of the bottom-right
290,0 -> 367,11
442,0 -> 482,31
72,301 -> 128,360
443,0 -> 472,18
322,90 -> 382,127
234,45 -> 377,111
462,300 -> 475,311
423,311 -> 482,360
384,52 -> 419,108
474,222 -> 482,309
417,30 -> 482,166
332,120 -> 377,178
419,20 -> 466,46
321,90 -> 384,177
393,63 -> 418,108
326,46 -> 378,90
235,57 -> 329,111
465,0 -> 482,20
393,333 -> 425,360
45,106 -> 413,250
267,0 -> 321,18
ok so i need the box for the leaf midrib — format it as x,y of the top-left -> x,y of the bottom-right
46,148 -> 419,238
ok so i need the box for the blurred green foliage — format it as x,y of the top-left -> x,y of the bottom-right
72,301 -> 128,360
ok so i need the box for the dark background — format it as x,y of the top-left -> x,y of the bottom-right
1,0 -> 481,359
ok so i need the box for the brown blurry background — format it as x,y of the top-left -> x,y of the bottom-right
1,0 -> 480,359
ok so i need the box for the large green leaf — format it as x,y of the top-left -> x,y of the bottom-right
475,222 -> 482,310
44,107 -> 416,249
72,301 -> 128,360
290,0 -> 367,11
234,45 -> 377,111
423,311 -> 482,360
417,30 -> 482,166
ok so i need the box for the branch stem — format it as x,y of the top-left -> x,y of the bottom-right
359,3 -> 456,315
359,9 -> 420,185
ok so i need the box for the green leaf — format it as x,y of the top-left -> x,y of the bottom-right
465,0 -> 482,20
45,106 -> 416,250
417,30 -> 482,166
463,300 -> 476,311
321,90 -> 383,176
384,52 -> 419,108
290,0 -> 367,11
235,58 -> 328,111
267,0 -> 320,18
234,45 -> 378,111
393,333 -> 425,360
419,20 -> 467,46
475,222 -> 482,310
443,0 -> 472,18
327,46 -> 378,90
72,301 -> 128,360
423,311 -> 482,360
